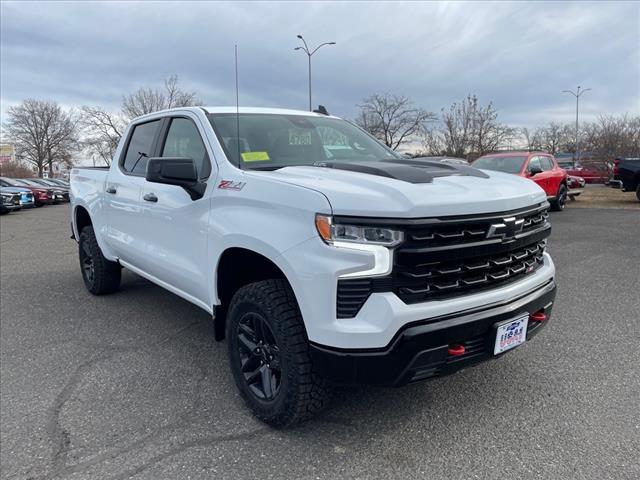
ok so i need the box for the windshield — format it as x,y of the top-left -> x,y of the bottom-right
207,113 -> 400,170
473,156 -> 527,174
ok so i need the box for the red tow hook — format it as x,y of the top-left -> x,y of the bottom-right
530,311 -> 547,322
447,344 -> 466,356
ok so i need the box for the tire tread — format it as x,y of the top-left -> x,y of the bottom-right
226,279 -> 330,427
79,226 -> 121,295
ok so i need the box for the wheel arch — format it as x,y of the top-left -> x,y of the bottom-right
74,204 -> 93,236
213,247 -> 297,341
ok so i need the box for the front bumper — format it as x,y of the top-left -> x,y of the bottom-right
310,279 -> 556,386
0,204 -> 20,213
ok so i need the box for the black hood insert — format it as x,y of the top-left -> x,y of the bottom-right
313,158 -> 489,184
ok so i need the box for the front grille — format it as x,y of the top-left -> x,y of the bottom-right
336,203 -> 551,318
2,194 -> 20,206
395,240 -> 546,304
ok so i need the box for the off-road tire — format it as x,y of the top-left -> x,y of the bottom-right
79,226 -> 121,295
551,183 -> 567,211
226,279 -> 330,427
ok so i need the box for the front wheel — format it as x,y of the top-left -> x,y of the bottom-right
635,184 -> 640,202
78,226 -> 121,295
226,279 -> 330,427
551,184 -> 567,211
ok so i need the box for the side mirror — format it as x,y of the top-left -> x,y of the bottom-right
528,166 -> 543,176
145,157 -> 205,200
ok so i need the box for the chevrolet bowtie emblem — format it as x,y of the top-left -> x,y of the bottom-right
486,217 -> 524,239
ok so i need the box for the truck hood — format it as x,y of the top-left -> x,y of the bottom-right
251,162 -> 546,217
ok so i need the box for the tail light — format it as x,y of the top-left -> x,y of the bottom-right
613,159 -> 620,177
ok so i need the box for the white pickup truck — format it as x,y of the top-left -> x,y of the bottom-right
70,106 -> 556,426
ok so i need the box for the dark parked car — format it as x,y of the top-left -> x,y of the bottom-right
0,177 -> 53,206
0,188 -> 22,214
611,157 -> 640,201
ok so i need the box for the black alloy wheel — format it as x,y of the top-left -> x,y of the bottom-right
80,240 -> 96,288
552,184 -> 567,211
226,279 -> 330,426
78,226 -> 121,295
236,312 -> 281,401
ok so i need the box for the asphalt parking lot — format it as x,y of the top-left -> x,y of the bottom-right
1,204 -> 639,480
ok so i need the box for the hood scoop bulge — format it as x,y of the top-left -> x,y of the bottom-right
314,159 -> 489,184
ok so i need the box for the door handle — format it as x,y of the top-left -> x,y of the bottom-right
143,193 -> 158,203
106,186 -> 117,194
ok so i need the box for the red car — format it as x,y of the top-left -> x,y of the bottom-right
556,158 -> 609,184
472,152 -> 569,211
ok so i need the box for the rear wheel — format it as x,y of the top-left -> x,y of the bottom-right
226,279 -> 330,427
79,226 -> 121,295
551,184 -> 567,211
635,183 -> 640,202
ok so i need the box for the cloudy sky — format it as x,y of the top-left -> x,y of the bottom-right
1,1 -> 638,128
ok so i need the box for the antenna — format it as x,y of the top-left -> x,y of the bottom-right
234,44 -> 242,169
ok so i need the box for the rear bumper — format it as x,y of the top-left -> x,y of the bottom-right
310,280 -> 556,386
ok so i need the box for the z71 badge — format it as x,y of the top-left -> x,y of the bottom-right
218,180 -> 246,191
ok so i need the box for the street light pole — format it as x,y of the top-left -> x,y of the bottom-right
294,35 -> 336,111
562,86 -> 591,167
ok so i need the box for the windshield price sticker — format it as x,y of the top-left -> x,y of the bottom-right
241,151 -> 270,162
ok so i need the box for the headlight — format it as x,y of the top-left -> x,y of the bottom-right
315,214 -> 403,247
315,214 -> 403,278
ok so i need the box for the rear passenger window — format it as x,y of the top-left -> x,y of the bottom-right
122,120 -> 161,174
162,118 -> 211,179
540,156 -> 554,171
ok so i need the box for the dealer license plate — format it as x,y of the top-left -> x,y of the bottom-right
494,315 -> 528,355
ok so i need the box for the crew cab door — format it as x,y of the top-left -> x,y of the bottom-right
137,115 -> 215,304
105,119 -> 163,264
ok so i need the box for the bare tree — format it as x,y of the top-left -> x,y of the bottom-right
581,114 -> 640,160
44,109 -> 78,175
79,106 -> 127,166
421,125 -> 447,156
438,95 -> 514,158
472,100 -> 517,154
356,94 -> 436,150
122,74 -> 201,118
4,99 -> 78,177
80,75 -> 200,166
537,122 -> 569,154
440,96 -> 475,157
521,127 -> 542,151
